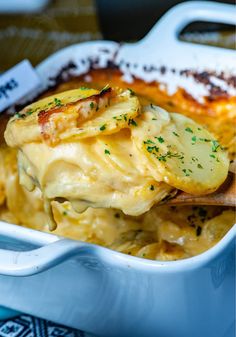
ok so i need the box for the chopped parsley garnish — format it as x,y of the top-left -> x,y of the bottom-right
147,145 -> 159,153
210,154 -> 215,159
100,124 -> 106,131
26,109 -> 33,115
199,138 -> 211,143
152,117 -> 157,120
182,169 -> 190,176
104,149 -> 110,155
54,98 -> 62,107
63,211 -> 67,216
113,114 -> 128,122
157,151 -> 184,162
150,185 -> 155,191
80,86 -> 89,90
185,127 -> 193,133
191,135 -> 197,144
143,139 -> 155,145
90,102 -> 94,109
156,136 -> 164,143
172,131 -> 179,137
128,118 -> 137,126
197,163 -> 203,169
211,140 -> 220,152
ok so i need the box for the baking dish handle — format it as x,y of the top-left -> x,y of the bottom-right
142,1 -> 236,46
0,239 -> 87,277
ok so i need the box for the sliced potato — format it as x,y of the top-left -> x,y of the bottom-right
5,87 -> 99,147
5,87 -> 140,146
202,210 -> 235,242
22,87 -> 100,114
18,128 -> 174,218
132,105 -> 229,195
56,89 -> 140,144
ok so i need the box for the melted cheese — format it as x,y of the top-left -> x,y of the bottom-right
0,70 -> 235,261
5,87 -> 229,230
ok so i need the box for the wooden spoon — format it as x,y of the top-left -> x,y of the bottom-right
165,172 -> 235,207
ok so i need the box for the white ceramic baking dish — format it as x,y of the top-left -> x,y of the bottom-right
0,2 -> 235,337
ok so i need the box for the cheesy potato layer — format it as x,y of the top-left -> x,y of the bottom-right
4,87 -> 229,230
0,145 -> 234,261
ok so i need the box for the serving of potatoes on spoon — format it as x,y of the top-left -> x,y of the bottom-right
4,86 -> 230,230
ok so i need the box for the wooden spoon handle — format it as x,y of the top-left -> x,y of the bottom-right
166,173 -> 236,207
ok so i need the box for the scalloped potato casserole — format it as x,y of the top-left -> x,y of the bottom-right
0,69 -> 235,260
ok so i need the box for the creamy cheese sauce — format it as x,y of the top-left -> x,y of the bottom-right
0,69 -> 235,260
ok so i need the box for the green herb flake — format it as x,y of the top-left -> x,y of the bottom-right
100,124 -> 106,131
199,138 -> 211,143
156,151 -> 184,162
152,118 -> 157,121
143,139 -> 155,145
156,136 -> 164,143
185,127 -> 193,133
191,135 -> 197,144
211,140 -> 220,153
146,145 -> 159,153
173,131 -> 179,137
104,149 -> 110,155
197,163 -> 203,169
150,185 -> 155,191
90,102 -> 94,109
210,154 -> 215,159
54,98 -> 62,107
26,109 -> 33,115
63,211 -> 67,216
182,169 -> 190,176
80,86 -> 89,90
128,118 -> 137,126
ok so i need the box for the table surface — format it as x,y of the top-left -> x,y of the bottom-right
0,314 -> 94,337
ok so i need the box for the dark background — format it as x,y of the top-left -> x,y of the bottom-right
96,0 -> 235,41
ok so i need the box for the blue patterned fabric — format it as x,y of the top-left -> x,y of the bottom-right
0,315 -> 93,337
